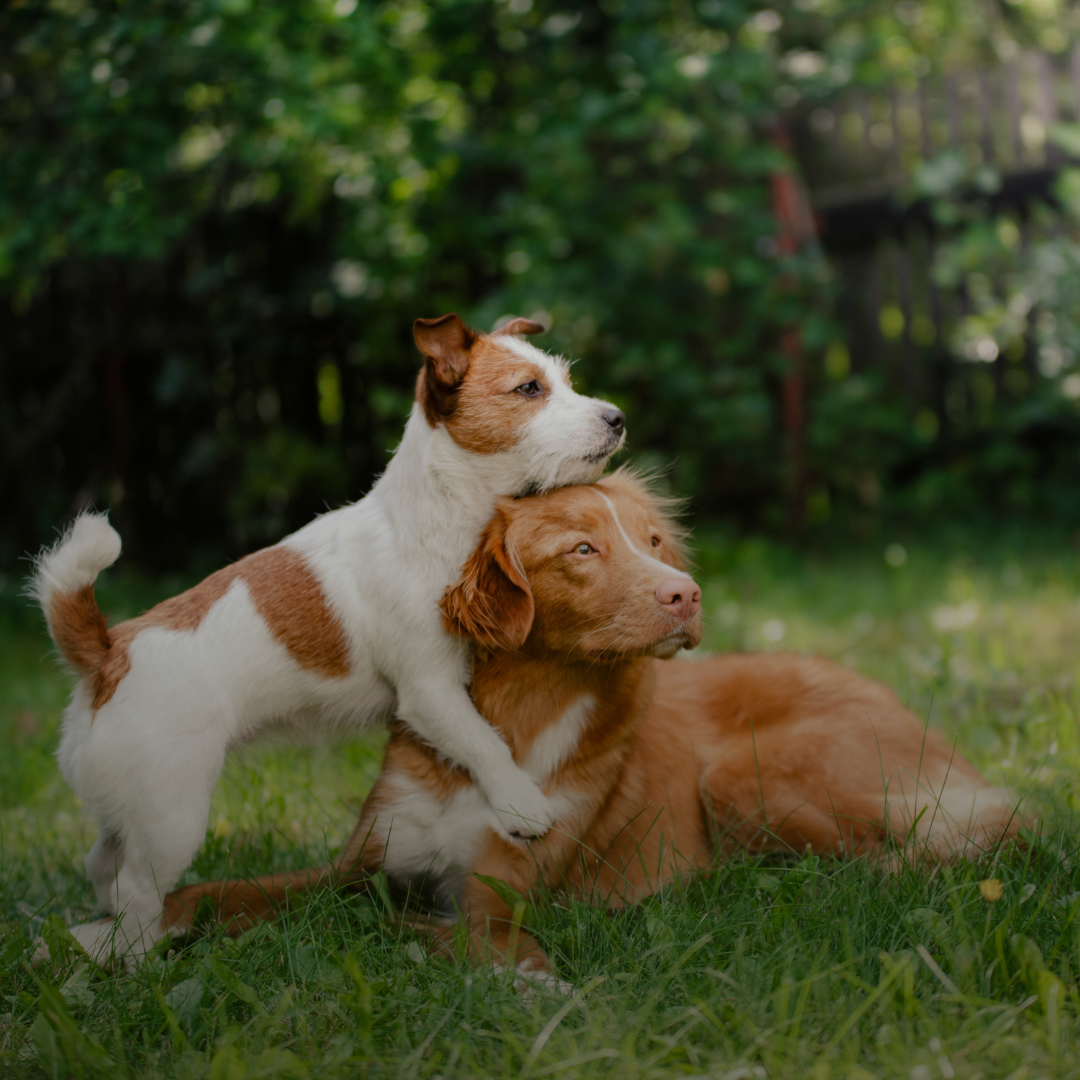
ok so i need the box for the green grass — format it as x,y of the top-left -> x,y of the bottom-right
4,528 -> 1080,1078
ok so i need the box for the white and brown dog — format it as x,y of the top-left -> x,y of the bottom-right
31,312 -> 626,961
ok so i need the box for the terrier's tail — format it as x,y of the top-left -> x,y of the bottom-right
30,512 -> 122,677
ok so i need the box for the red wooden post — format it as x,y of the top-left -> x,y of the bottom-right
771,125 -> 817,533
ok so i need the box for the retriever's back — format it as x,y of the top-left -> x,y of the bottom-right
630,652 -> 1021,863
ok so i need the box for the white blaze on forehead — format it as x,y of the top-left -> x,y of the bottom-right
495,335 -> 572,387
595,490 -> 672,573
524,696 -> 594,781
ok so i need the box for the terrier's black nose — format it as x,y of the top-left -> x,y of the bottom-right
602,408 -> 625,432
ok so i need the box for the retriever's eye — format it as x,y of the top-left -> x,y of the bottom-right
514,380 -> 542,397
574,543 -> 595,556
651,536 -> 662,548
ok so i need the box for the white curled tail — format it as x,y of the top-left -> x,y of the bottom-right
30,513 -> 122,676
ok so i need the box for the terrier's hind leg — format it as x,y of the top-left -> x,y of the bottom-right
85,829 -> 124,913
71,809 -> 212,962
68,738 -> 223,962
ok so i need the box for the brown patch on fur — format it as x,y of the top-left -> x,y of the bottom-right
49,586 -> 112,678
414,313 -> 478,426
50,547 -> 351,712
238,547 -> 352,676
442,345 -> 550,455
91,621 -> 142,710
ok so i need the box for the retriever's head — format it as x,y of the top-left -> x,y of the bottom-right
440,469 -> 701,661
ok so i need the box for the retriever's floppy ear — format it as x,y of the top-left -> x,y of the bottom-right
491,316 -> 545,338
414,313 -> 479,426
440,510 -> 534,651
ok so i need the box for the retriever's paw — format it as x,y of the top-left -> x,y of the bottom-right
512,958 -> 574,1000
31,938 -> 51,967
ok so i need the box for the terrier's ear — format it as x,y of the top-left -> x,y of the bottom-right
440,510 -> 534,651
413,313 -> 479,426
492,317 -> 545,338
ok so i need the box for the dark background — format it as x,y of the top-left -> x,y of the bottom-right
5,0 -> 1080,577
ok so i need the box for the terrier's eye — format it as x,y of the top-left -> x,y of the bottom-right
574,543 -> 595,556
651,536 -> 661,548
514,380 -> 542,397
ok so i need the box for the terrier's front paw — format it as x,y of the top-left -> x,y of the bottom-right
491,783 -> 554,840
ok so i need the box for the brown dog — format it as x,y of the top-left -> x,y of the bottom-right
164,471 -> 1020,981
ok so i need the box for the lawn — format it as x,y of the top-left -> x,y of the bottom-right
3,525 -> 1080,1078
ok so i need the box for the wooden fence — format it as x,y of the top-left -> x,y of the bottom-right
789,47 -> 1080,405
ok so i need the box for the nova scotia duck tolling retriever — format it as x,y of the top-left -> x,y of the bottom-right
163,470 -> 1021,985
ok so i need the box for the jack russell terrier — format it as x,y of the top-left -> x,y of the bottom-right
31,313 -> 626,961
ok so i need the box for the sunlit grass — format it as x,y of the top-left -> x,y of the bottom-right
3,528 -> 1080,1077
698,526 -> 1080,811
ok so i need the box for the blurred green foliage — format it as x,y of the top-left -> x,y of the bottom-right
4,0 -> 1080,573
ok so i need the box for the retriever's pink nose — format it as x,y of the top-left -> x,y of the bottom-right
655,576 -> 701,620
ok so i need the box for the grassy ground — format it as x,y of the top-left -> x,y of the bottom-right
4,527 -> 1080,1078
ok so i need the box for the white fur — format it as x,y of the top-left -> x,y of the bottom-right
495,339 -> 619,491
368,697 -> 594,910
595,490 -> 672,575
30,513 -> 121,615
524,696 -> 594,781
34,339 -> 623,961
877,770 -> 1016,859
494,959 -> 575,999
370,774 -> 496,910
